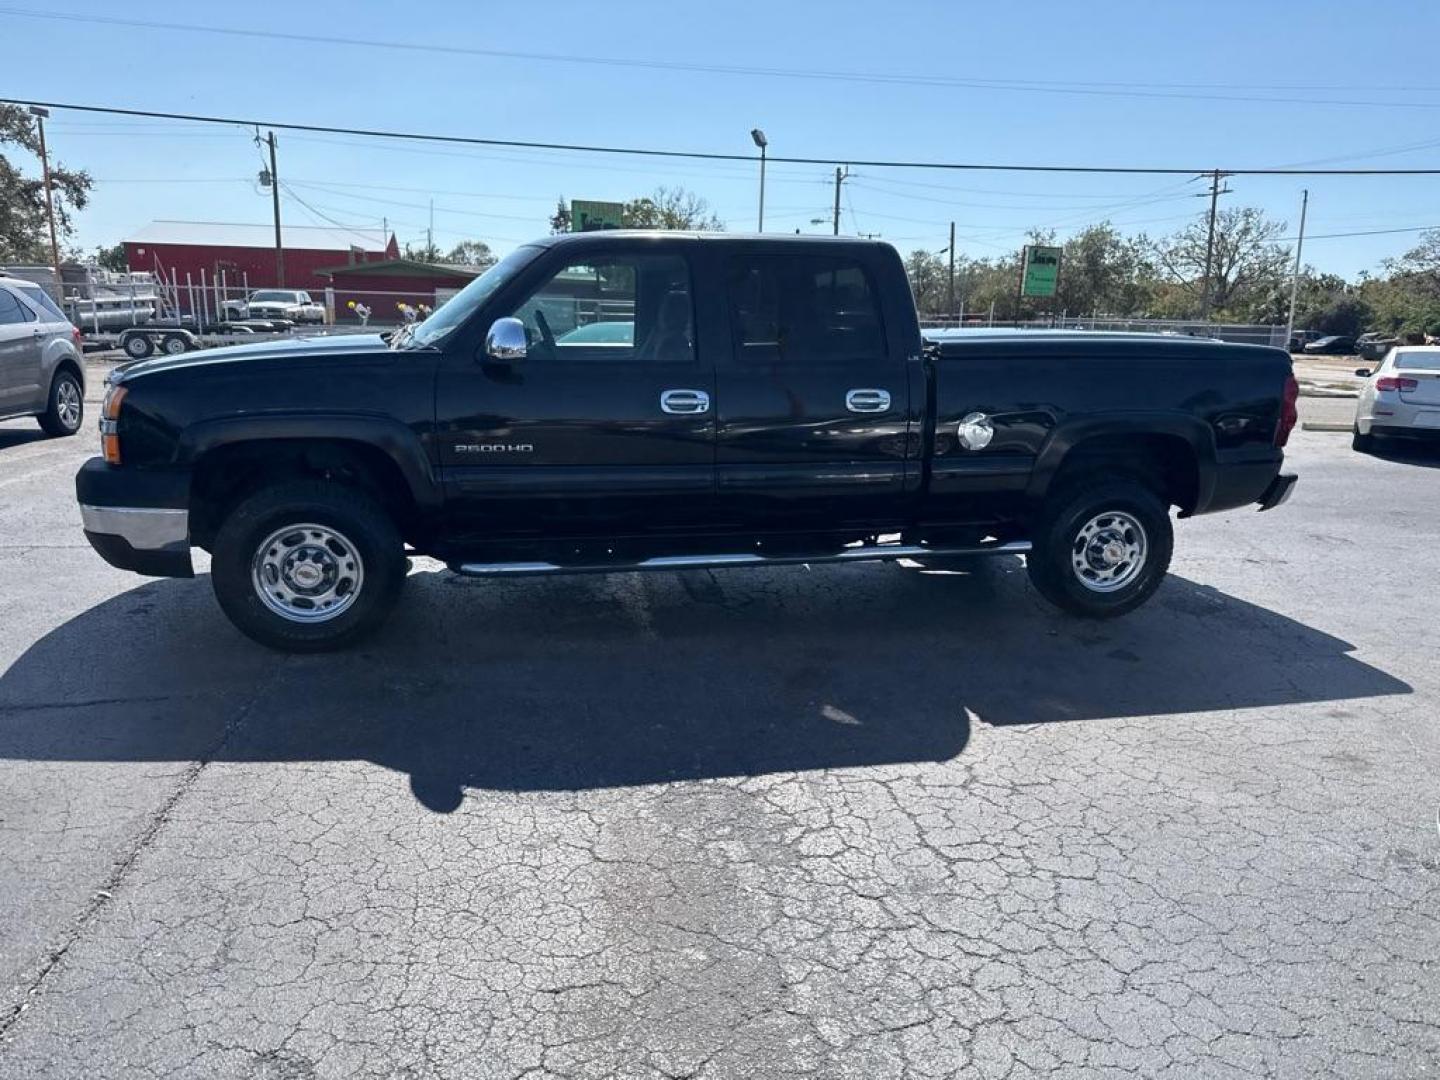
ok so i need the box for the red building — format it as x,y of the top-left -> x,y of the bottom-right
123,220 -> 398,298
317,259 -> 484,324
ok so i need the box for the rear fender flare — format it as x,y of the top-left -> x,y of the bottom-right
1026,413 -> 1216,510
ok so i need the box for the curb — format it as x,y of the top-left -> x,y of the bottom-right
1301,422 -> 1353,433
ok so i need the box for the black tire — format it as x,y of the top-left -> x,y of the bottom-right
1026,478 -> 1173,618
160,332 -> 189,356
123,333 -> 153,359
37,367 -> 84,437
211,481 -> 406,652
1352,427 -> 1375,453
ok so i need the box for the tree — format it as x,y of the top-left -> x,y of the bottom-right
1150,207 -> 1291,319
94,242 -> 127,272
1054,223 -> 1154,317
904,249 -> 948,314
402,239 -> 442,262
443,239 -> 496,268
0,104 -> 92,262
548,198 -> 571,235
622,186 -> 724,230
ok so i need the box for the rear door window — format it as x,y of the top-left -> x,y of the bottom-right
727,255 -> 886,364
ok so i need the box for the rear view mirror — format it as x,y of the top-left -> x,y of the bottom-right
484,317 -> 527,362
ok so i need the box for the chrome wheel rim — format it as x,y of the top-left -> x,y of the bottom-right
250,522 -> 364,623
56,379 -> 81,430
1070,510 -> 1147,593
163,336 -> 186,355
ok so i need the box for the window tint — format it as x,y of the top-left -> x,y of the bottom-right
0,288 -> 36,325
509,254 -> 694,363
15,284 -> 68,323
727,255 -> 885,362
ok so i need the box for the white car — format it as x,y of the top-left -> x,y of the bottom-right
1353,345 -> 1440,452
224,289 -> 325,324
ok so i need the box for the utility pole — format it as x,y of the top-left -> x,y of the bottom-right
832,165 -> 850,236
947,221 -> 956,322
28,107 -> 63,303
1284,188 -> 1310,349
1198,168 -> 1232,319
427,198 -> 434,258
266,131 -> 284,287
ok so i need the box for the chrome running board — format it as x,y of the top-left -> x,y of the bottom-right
454,540 -> 1031,578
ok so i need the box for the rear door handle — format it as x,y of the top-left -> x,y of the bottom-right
660,389 -> 711,415
845,388 -> 891,413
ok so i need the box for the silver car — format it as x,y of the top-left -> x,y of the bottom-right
0,276 -> 87,437
1353,345 -> 1440,452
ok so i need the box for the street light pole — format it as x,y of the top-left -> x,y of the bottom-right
28,107 -> 63,303
750,129 -> 768,232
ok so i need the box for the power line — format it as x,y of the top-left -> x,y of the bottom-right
11,98 -> 1440,176
10,8 -> 1440,110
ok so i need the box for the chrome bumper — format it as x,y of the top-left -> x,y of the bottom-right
80,504 -> 189,550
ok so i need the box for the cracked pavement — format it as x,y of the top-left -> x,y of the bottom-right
0,369 -> 1436,1078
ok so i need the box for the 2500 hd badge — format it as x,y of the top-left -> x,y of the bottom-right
455,443 -> 535,453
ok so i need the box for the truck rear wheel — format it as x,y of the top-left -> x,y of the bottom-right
1026,479 -> 1173,618
210,481 -> 406,652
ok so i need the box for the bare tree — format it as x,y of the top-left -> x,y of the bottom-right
1150,207 -> 1291,318
623,187 -> 724,230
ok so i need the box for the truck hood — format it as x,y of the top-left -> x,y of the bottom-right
114,333 -> 395,382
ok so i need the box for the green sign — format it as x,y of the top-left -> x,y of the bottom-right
1020,245 -> 1062,298
571,200 -> 624,232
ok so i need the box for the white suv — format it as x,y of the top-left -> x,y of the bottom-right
0,276 -> 86,437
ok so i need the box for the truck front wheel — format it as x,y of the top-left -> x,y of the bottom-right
210,481 -> 406,652
1026,479 -> 1173,618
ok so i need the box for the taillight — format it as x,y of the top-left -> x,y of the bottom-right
1376,376 -> 1419,392
100,384 -> 126,464
71,326 -> 84,349
1276,374 -> 1299,447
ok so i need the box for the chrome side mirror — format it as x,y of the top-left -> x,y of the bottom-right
484,317 -> 527,362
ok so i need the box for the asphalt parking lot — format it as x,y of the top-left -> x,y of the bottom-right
1,362 -> 1437,1079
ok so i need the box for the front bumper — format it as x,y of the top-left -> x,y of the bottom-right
1257,472 -> 1298,511
75,458 -> 194,578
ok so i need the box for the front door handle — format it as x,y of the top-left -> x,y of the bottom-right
845,388 -> 891,413
660,388 -> 710,415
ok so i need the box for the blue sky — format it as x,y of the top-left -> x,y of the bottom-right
6,0 -> 1440,277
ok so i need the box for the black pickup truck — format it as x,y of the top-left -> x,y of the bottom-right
76,232 -> 1298,651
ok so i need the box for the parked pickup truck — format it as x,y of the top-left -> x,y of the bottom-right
76,232 -> 1298,651
221,289 -> 326,325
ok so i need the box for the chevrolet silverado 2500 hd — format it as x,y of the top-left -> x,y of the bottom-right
76,232 -> 1298,651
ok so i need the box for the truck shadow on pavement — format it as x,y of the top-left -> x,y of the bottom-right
0,560 -> 1412,812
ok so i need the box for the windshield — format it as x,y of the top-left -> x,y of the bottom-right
406,246 -> 541,348
250,290 -> 298,302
